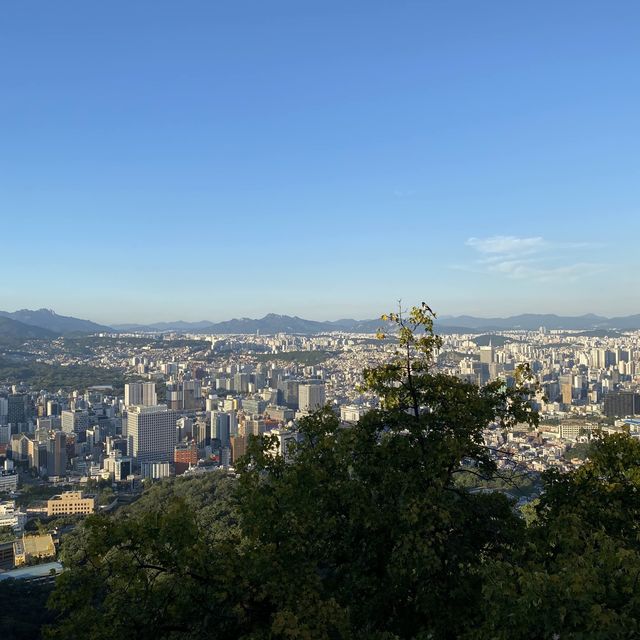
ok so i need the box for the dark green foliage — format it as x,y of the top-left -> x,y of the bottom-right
471,334 -> 513,347
475,434 -> 640,639
15,484 -> 63,508
0,579 -> 56,640
0,525 -> 16,543
0,358 -> 125,392
46,474 -> 240,640
564,440 -> 592,461
455,466 -> 541,498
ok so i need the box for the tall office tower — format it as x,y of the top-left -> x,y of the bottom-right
298,381 -> 326,412
230,435 -> 247,464
124,382 -> 157,407
176,416 -> 193,442
7,394 -> 33,433
47,431 -> 67,477
244,418 -> 266,437
165,382 -> 182,411
61,409 -> 89,437
46,400 -> 61,417
252,372 -> 267,389
33,442 -> 48,475
479,344 -> 495,365
241,397 -> 267,416
211,411 -> 232,447
280,380 -> 300,410
559,374 -> 573,406
182,380 -> 202,410
233,373 -> 249,394
126,405 -> 178,463
192,419 -> 209,449
0,397 -> 7,425
603,391 -> 640,418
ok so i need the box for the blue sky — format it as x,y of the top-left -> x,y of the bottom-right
2,1 -> 639,323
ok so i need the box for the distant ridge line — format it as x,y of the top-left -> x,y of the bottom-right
3,308 -> 640,336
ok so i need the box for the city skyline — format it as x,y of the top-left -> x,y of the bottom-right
3,2 -> 640,321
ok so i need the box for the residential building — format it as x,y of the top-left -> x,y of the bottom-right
124,382 -> 157,407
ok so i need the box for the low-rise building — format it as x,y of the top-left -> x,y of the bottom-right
13,533 -> 56,566
46,491 -> 95,517
0,500 -> 27,532
0,471 -> 18,492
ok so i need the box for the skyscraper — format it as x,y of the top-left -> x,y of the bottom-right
47,431 -> 67,477
61,409 -> 89,437
7,394 -> 33,433
124,382 -> 157,407
298,381 -> 326,412
479,344 -> 494,365
126,405 -> 177,463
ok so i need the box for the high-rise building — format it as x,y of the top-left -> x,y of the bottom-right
230,435 -> 247,464
47,431 -> 67,478
61,409 -> 89,437
280,380 -> 300,410
7,394 -> 33,433
212,408 -> 238,439
298,381 -> 326,412
182,380 -> 202,410
124,382 -> 157,407
176,416 -> 193,442
233,373 -> 249,394
103,450 -> 132,481
46,400 -> 61,417
0,397 -> 8,425
603,391 -> 640,418
126,405 -> 178,463
559,374 -> 573,406
242,397 -> 267,415
479,344 -> 495,365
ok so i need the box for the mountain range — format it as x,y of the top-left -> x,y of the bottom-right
113,312 -> 640,334
3,308 -> 640,339
0,316 -> 57,342
112,314 -> 385,334
0,309 -> 111,337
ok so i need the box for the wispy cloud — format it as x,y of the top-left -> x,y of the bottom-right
466,235 -> 545,255
461,235 -> 606,282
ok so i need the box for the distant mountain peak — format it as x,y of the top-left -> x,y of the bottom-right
0,308 -> 112,335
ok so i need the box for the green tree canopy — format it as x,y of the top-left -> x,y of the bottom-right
476,433 -> 640,639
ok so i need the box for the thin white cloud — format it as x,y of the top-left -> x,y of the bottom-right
466,235 -> 545,255
462,235 -> 607,283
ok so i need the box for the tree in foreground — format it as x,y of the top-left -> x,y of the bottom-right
44,303 -> 541,639
45,304 -> 538,639
476,432 -> 640,639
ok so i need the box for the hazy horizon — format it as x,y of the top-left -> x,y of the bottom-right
3,305 -> 640,327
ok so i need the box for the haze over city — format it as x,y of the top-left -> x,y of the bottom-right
3,1 -> 639,322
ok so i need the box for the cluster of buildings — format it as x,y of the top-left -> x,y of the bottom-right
0,491 -> 94,571
0,362 -> 327,483
1,326 -> 640,496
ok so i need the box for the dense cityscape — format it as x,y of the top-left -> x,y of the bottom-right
2,310 -> 640,579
